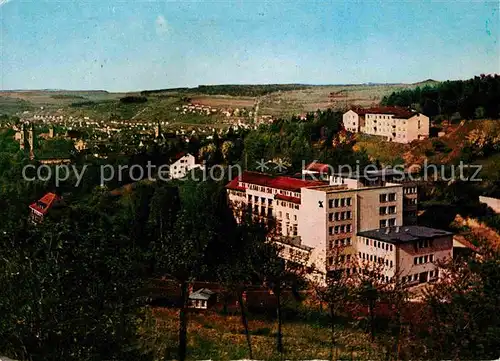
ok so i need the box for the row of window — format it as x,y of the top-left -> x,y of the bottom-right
327,254 -> 352,266
328,237 -> 352,249
329,266 -> 395,283
328,197 -> 352,208
278,211 -> 298,221
329,211 -> 352,221
379,206 -> 397,215
380,218 -> 397,228
414,254 -> 434,265
249,195 -> 273,206
244,184 -> 300,198
362,237 -> 394,251
418,239 -> 432,248
404,187 -> 417,194
405,198 -> 418,205
380,193 -> 397,203
328,224 -> 352,235
359,252 -> 394,267
402,269 -> 438,283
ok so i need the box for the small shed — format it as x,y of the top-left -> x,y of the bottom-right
188,288 -> 216,310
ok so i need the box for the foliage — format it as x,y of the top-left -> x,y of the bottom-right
381,74 -> 500,119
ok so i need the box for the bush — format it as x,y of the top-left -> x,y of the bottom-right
119,96 -> 148,104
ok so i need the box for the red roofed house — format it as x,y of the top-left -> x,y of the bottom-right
29,192 -> 61,223
343,106 -> 429,143
302,161 -> 332,177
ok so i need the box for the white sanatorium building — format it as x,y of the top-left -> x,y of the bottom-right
343,106 -> 430,143
226,168 -> 452,286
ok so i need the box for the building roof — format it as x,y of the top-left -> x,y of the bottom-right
225,171 -> 326,193
453,235 -> 480,253
189,288 -> 215,301
358,226 -> 453,244
29,192 -> 61,215
350,106 -> 418,119
304,161 -> 331,174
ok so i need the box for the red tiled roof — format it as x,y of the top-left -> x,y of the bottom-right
226,171 -> 326,192
351,106 -> 417,119
453,235 -> 480,253
225,177 -> 246,192
275,194 -> 301,204
304,162 -> 331,173
29,192 -> 61,215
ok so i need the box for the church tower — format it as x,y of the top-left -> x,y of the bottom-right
154,120 -> 161,139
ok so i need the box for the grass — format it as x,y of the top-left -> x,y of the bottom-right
353,134 -> 408,166
138,307 -> 385,361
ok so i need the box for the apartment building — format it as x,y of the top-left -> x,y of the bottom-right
226,169 -> 451,287
330,168 -> 419,225
227,171 -> 404,276
343,106 -> 429,143
357,226 -> 453,286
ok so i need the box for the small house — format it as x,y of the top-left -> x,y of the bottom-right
188,288 -> 216,310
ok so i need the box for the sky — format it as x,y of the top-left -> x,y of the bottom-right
0,0 -> 499,91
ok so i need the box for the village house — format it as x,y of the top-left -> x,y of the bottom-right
29,192 -> 62,224
168,153 -> 205,179
343,106 -> 429,143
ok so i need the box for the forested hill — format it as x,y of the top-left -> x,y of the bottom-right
381,74 -> 500,120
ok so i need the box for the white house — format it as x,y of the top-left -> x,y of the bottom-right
169,153 -> 204,179
343,106 -> 429,143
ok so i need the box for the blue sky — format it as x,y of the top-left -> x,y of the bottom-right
1,0 -> 499,91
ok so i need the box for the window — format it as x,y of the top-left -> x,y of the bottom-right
390,260 -> 393,267
430,254 -> 434,262
424,255 -> 428,263
329,213 -> 333,221
286,213 -> 289,220
329,199 -> 333,208
278,211 -> 282,218
329,226 -> 333,235
414,257 -> 418,265
388,218 -> 396,226
334,199 -> 339,207
294,215 -> 297,221
346,198 -> 352,206
380,219 -> 386,228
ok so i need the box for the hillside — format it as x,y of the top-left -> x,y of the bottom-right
0,82 -> 426,122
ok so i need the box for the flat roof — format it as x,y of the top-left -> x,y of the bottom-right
358,226 -> 453,244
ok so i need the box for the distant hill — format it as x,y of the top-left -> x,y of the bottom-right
412,79 -> 441,86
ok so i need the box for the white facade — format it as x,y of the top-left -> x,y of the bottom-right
169,153 -> 204,179
343,108 -> 430,143
357,227 -> 453,287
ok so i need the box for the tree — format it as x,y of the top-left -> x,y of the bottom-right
313,245 -> 353,360
0,203 -> 150,361
421,248 -> 500,360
